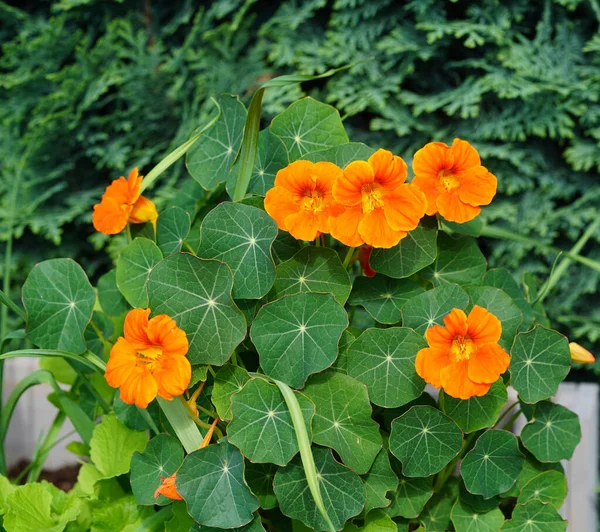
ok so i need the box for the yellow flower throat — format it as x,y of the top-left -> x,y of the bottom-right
361,183 -> 385,213
451,336 -> 475,362
136,345 -> 163,371
438,170 -> 460,192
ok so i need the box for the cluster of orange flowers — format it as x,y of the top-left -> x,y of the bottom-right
265,139 -> 497,248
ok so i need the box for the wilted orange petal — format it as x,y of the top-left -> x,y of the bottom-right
105,337 -> 137,389
130,195 -> 158,225
368,149 -> 407,188
436,192 -> 481,223
119,367 -> 157,408
358,208 -> 407,248
443,308 -> 468,338
334,160 -> 373,206
449,138 -> 480,173
415,347 -> 451,388
124,308 -> 152,350
458,166 -> 497,207
329,206 -> 364,247
467,343 -> 510,384
440,361 -> 490,400
383,183 -> 426,232
467,306 -> 502,346
285,210 -> 321,241
154,473 -> 183,501
264,186 -> 298,231
569,342 -> 595,364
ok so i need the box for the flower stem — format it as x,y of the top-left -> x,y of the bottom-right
493,401 -> 519,428
342,247 -> 356,269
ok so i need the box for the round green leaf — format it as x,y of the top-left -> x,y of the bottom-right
23,258 -> 95,354
384,475 -> 433,519
451,499 -> 505,532
147,253 -> 246,365
423,233 -> 487,286
212,364 -> 251,421
460,430 -> 524,499
483,268 -> 533,330
348,327 -> 427,408
502,448 -> 564,498
303,371 -> 382,474
520,401 -> 581,462
517,470 -> 567,509
247,129 -> 289,195
97,270 -> 130,317
501,500 -> 566,531
272,231 -> 302,263
116,238 -> 163,308
458,482 -> 499,513
156,206 -> 191,256
176,439 -> 259,529
401,284 -> 470,335
361,449 -> 398,515
130,434 -> 183,506
419,493 -> 453,532
303,142 -> 375,167
198,202 -> 278,299
389,406 -> 463,477
466,286 -> 523,351
509,326 -> 571,404
251,293 -> 348,388
228,378 -> 315,466
244,461 -> 278,510
273,446 -> 365,531
186,94 -> 246,189
370,217 -> 438,279
348,276 -> 425,324
270,246 -> 351,305
270,97 -> 349,161
441,380 -> 508,433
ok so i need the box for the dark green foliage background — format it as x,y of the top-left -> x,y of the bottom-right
1,0 -> 599,360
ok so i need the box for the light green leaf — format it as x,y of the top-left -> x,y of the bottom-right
244,461 -> 279,510
520,401 -> 581,462
361,449 -> 398,515
22,258 -> 95,354
401,284 -> 470,335
451,499 -> 505,532
303,142 -> 375,167
176,439 -> 259,529
383,474 -> 433,519
130,434 -> 184,506
370,217 -> 438,279
347,509 -> 398,531
502,448 -> 564,498
247,129 -> 289,196
419,493 -> 453,532
273,446 -> 365,531
90,494 -> 154,531
466,286 -> 523,351
517,470 -> 567,509
389,406 -> 463,477
423,233 -> 487,286
97,270 -> 130,316
440,380 -> 508,433
187,94 -> 246,189
270,97 -> 349,161
348,327 -> 426,408
460,430 -> 524,499
89,414 -> 148,480
156,206 -> 191,256
483,268 -> 533,330
509,326 -> 571,404
116,238 -> 163,308
270,246 -> 352,305
198,202 -> 278,299
191,514 -> 266,531
501,500 -> 566,531
147,253 -> 246,365
251,293 -> 348,388
303,371 -> 382,474
229,378 -> 315,466
348,276 -> 425,325
0,475 -> 15,515
212,364 -> 251,421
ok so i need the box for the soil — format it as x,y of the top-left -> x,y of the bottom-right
8,459 -> 81,492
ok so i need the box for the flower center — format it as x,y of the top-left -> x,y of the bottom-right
136,345 -> 163,371
451,335 -> 475,361
361,183 -> 385,214
438,170 -> 460,192
301,189 -> 324,212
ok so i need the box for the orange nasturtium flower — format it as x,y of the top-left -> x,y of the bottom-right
415,306 -> 510,400
412,138 -> 497,224
264,160 -> 344,241
92,168 -> 158,235
329,149 -> 427,248
105,308 -> 191,409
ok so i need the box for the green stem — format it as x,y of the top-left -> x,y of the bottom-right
27,411 -> 67,482
433,431 -> 478,493
342,247 -> 356,269
182,241 -> 197,255
177,396 -> 215,431
136,406 -> 160,436
126,223 -> 132,244
0,288 -> 26,323
157,397 -> 203,453
88,319 -> 111,354
72,367 -> 111,414
503,409 -> 523,432
493,401 -> 519,428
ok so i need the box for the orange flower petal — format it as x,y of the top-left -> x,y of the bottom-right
147,314 -> 189,358
154,356 -> 192,400
443,308 -> 468,337
130,195 -> 158,225
368,149 -> 407,188
274,160 -> 316,196
411,174 -> 441,216
467,306 -> 502,345
440,361 -> 490,400
415,347 -> 451,388
333,160 -> 374,206
119,367 -> 157,408
126,168 -> 143,205
450,138 -> 480,174
457,166 -> 497,207
92,192 -> 131,235
124,308 -> 152,349
264,186 -> 299,231
312,161 -> 344,195
468,343 -> 510,384
383,183 -> 427,232
105,337 -> 137,389
154,473 -> 183,500
425,324 -> 454,350
358,208 -> 407,248
329,206 -> 365,247
436,192 -> 481,223
413,142 -> 453,181
285,211 -> 320,241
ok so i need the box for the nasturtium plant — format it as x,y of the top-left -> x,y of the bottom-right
1,79 -> 587,532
